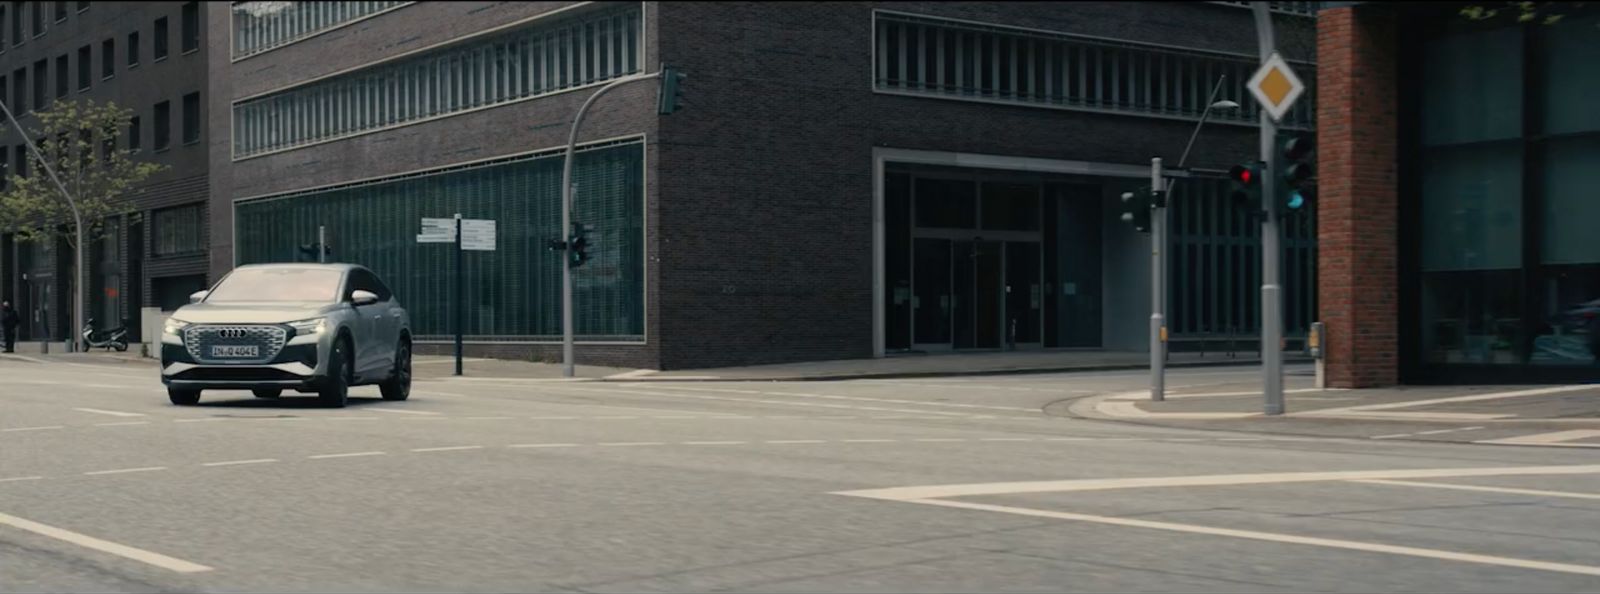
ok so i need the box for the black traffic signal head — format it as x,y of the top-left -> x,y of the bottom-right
658,65 -> 687,115
568,223 -> 591,268
296,242 -> 331,262
1228,162 -> 1263,209
1278,132 -> 1315,213
1119,187 -> 1152,233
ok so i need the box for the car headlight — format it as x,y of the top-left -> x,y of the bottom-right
288,318 -> 326,336
163,319 -> 190,336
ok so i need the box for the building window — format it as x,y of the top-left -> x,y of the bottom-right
101,38 -> 112,78
54,53 -> 65,98
127,114 -> 139,151
153,16 -> 167,60
180,1 -> 197,53
181,91 -> 199,144
76,1 -> 86,13
52,0 -> 64,22
871,11 -> 1315,129
233,4 -> 641,157
232,1 -> 410,58
8,2 -> 18,46
153,100 -> 170,150
11,67 -> 24,112
31,59 -> 44,110
30,1 -> 42,37
127,30 -> 138,66
0,76 -> 6,110
0,146 -> 6,190
76,44 -> 88,90
236,140 -> 646,340
152,204 -> 204,256
13,143 -> 25,178
0,5 -> 7,48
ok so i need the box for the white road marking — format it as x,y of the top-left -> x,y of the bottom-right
201,459 -> 278,467
597,442 -> 665,447
594,416 -> 639,420
604,369 -> 659,379
1353,479 -> 1600,501
842,439 -> 898,443
645,384 -> 1040,413
652,415 -> 699,419
1313,385 -> 1597,416
0,510 -> 213,573
172,418 -> 226,423
411,446 -> 484,453
412,391 -> 468,398
72,408 -> 145,418
1478,429 -> 1600,446
834,464 -> 1600,501
0,476 -> 44,483
84,467 -> 167,476
507,443 -> 579,448
371,408 -> 441,416
1,425 -> 65,432
1371,433 -> 1412,440
549,385 -> 985,418
764,440 -> 827,444
463,416 -> 514,420
308,451 -> 385,459
894,497 -> 1600,578
979,437 -> 1035,442
682,441 -> 747,446
912,438 -> 968,443
1,353 -> 49,363
528,416 -> 580,420
1099,401 -> 1258,420
324,417 -> 381,421
93,421 -> 150,427
1043,437 -> 1096,441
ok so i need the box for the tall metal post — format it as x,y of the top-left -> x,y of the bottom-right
0,98 -> 86,353
453,213 -> 464,377
1253,3 -> 1285,415
317,225 -> 327,263
1150,157 -> 1165,401
558,71 -> 660,378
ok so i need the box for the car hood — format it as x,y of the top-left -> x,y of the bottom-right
169,302 -> 342,325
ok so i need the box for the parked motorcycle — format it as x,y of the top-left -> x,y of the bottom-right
82,319 -> 129,352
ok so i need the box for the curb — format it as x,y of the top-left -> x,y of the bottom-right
611,358 -> 1306,383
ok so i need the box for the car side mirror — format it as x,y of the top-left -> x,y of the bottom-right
351,290 -> 380,306
189,290 -> 209,304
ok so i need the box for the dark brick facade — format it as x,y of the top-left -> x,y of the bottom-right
1315,4 -> 1398,387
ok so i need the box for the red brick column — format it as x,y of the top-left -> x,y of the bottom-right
1316,6 -> 1399,388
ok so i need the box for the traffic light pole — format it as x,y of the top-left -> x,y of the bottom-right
1149,157 -> 1166,402
1253,2 -> 1285,415
559,70 -> 662,378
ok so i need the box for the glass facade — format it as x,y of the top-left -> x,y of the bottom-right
234,141 -> 645,342
1408,13 -> 1600,377
232,3 -> 642,158
231,1 -> 412,59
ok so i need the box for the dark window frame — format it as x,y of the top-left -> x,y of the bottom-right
152,16 -> 168,61
76,44 -> 89,91
101,38 -> 113,79
151,204 -> 205,257
126,30 -> 138,67
181,91 -> 199,145
54,53 -> 66,98
153,100 -> 170,151
180,1 -> 197,54
31,59 -> 45,111
127,114 -> 140,151
52,0 -> 65,23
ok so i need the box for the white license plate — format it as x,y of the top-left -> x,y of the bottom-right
211,345 -> 260,358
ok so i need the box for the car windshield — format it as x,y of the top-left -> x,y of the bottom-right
204,268 -> 344,303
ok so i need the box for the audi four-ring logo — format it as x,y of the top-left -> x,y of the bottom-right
217,328 -> 248,339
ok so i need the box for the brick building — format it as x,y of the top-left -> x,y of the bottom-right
1316,1 -> 1600,386
0,1 -> 212,343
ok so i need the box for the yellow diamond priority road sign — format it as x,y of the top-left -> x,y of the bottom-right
1246,52 -> 1305,124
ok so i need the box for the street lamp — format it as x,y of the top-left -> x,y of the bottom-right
1178,82 -> 1243,170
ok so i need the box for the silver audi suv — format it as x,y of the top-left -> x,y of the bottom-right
160,263 -> 412,408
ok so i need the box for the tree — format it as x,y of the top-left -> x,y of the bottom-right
1461,2 -> 1597,27
0,98 -> 165,346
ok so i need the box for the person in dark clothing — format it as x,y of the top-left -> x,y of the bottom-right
1,302 -> 18,353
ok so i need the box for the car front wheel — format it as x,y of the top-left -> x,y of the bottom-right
168,388 -> 201,406
319,337 -> 352,408
380,342 -> 411,401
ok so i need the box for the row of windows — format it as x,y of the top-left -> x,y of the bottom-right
0,91 -> 199,190
0,4 -> 195,117
0,2 -> 196,54
152,202 -> 203,257
232,3 -> 641,158
873,12 -> 1315,129
232,1 -> 411,59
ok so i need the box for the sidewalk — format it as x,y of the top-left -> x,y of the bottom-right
2,342 -> 1301,382
1066,380 -> 1600,448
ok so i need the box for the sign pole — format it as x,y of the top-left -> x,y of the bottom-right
1252,2 -> 1284,415
317,225 -> 327,263
454,213 -> 464,377
1150,157 -> 1166,402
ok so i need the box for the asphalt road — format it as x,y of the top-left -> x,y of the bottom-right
2,359 -> 1597,592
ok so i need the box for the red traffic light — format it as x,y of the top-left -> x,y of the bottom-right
1229,164 -> 1258,185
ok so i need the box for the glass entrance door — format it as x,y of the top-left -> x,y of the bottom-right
912,238 -> 952,348
954,239 -> 1003,349
1006,241 -> 1041,347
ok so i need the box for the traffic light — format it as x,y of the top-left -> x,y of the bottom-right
1119,187 -> 1152,233
657,65 -> 687,115
1278,132 -> 1315,214
1228,162 -> 1263,216
296,242 -> 331,262
567,222 -> 590,268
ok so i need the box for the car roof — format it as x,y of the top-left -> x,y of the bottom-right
232,263 -> 364,273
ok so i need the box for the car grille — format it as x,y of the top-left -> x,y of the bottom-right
171,367 -> 305,383
184,325 -> 287,364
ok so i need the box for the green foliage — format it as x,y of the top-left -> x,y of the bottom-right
1461,2 -> 1595,27
0,99 -> 166,246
